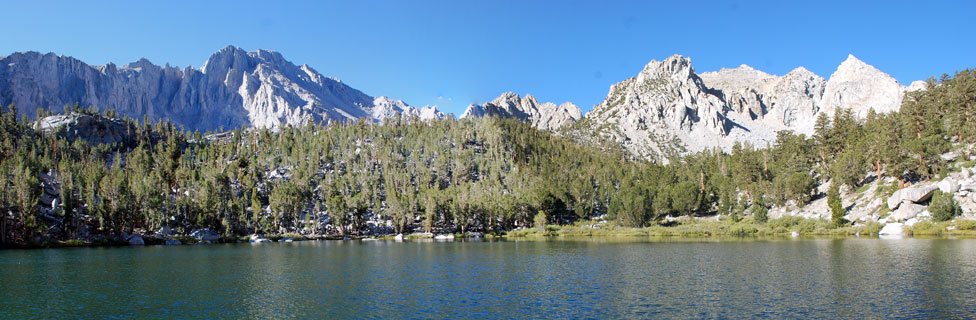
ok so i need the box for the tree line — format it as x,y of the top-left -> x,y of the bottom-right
0,68 -> 972,243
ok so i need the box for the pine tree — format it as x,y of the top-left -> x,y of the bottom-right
828,182 -> 846,227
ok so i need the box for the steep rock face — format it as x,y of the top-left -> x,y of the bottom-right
584,55 -> 731,160
460,92 -> 581,131
700,65 -> 825,132
583,54 -> 917,162
701,65 -> 825,131
768,67 -> 826,129
0,46 -> 440,131
821,54 -> 905,118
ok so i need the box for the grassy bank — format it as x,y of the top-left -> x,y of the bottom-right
503,217 -> 976,238
5,217 -> 976,249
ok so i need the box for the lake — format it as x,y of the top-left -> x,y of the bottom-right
1,238 -> 975,319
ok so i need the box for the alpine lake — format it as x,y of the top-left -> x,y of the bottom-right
2,237 -> 975,319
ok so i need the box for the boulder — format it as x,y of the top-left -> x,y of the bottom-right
164,239 -> 182,245
888,185 -> 938,210
157,226 -> 177,237
889,203 -> 926,222
127,235 -> 145,246
278,238 -> 293,242
190,229 -> 221,242
879,223 -> 906,236
938,178 -> 960,194
961,183 -> 976,193
434,234 -> 455,240
249,234 -> 271,243
394,233 -> 404,241
940,150 -> 960,162
905,218 -> 920,227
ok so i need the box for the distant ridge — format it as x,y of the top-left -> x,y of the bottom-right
0,45 -> 444,132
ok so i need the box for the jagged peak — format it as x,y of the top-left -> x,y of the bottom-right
219,44 -> 241,52
702,63 -> 774,82
497,91 -> 519,99
644,54 -> 691,69
490,92 -> 524,105
250,49 -> 286,64
373,96 -> 408,107
201,46 -> 285,70
843,53 -> 863,64
122,57 -> 156,70
418,105 -> 440,112
639,54 -> 696,80
460,103 -> 485,119
202,45 -> 250,73
557,102 -> 583,119
835,54 -> 877,73
213,45 -> 248,58
829,54 -> 891,83
788,66 -> 812,75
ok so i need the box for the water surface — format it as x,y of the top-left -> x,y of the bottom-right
1,238 -> 975,319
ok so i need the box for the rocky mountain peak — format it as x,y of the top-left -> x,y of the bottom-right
460,92 -> 580,131
460,104 -> 484,119
821,54 -> 905,117
830,54 -> 889,83
641,54 -> 696,80
369,96 -> 445,121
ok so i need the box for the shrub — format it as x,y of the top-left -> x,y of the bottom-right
930,191 -> 961,222
910,221 -> 945,235
767,216 -> 804,232
955,219 -> 976,231
728,225 -> 758,237
828,182 -> 848,227
534,210 -> 548,232
785,172 -> 816,205
752,197 -> 769,224
856,222 -> 883,235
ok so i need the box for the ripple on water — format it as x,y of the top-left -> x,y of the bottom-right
0,239 -> 974,318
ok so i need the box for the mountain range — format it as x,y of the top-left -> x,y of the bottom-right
0,46 -> 923,161
0,45 -> 444,132
573,54 -> 925,161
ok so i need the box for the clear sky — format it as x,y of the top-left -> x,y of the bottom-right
2,0 -> 974,115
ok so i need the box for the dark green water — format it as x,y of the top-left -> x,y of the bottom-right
1,238 -> 975,319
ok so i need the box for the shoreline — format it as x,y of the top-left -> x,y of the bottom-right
5,219 -> 976,250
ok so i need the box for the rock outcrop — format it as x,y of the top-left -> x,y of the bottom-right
0,46 -> 442,131
460,92 -> 581,131
34,113 -> 138,146
581,54 -> 920,161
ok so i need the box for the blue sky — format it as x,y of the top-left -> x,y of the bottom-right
2,1 -> 974,115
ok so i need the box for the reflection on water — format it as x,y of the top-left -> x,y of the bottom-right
1,238 -> 975,318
